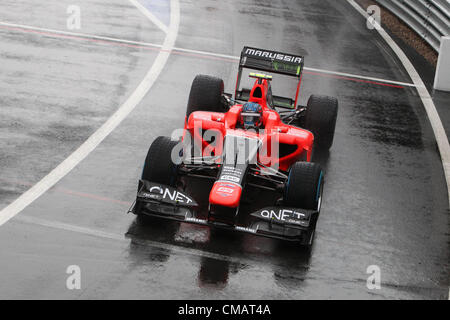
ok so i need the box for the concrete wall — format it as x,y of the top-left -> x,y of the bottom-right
434,36 -> 450,92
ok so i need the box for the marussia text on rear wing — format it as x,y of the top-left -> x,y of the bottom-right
239,46 -> 304,77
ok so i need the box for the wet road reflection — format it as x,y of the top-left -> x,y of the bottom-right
125,213 -> 314,291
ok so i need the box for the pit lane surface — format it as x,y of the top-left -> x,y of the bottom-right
0,0 -> 448,299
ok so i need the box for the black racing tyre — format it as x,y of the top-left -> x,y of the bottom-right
141,136 -> 180,187
284,161 -> 323,210
186,74 -> 224,119
304,95 -> 338,151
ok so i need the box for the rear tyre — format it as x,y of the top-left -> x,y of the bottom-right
186,74 -> 225,119
304,95 -> 338,151
284,161 -> 323,210
141,136 -> 180,187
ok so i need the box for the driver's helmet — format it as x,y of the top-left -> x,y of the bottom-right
240,102 -> 263,129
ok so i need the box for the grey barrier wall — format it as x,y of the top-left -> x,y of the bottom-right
376,0 -> 449,52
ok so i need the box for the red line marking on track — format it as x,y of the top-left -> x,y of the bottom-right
0,25 -> 163,52
57,188 -> 132,206
303,71 -> 405,88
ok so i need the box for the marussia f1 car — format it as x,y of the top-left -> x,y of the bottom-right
129,47 -> 338,247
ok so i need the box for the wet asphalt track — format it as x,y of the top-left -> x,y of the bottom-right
0,0 -> 449,299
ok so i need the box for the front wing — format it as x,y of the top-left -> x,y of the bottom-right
130,180 -> 318,243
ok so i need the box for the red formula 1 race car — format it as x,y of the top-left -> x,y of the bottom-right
130,47 -> 338,247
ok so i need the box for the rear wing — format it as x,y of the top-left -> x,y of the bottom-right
234,47 -> 305,108
240,47 -> 304,77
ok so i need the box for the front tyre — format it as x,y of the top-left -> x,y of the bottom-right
284,162 -> 323,248
141,136 -> 180,187
284,162 -> 323,210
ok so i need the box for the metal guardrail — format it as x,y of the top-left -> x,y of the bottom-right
376,0 -> 450,52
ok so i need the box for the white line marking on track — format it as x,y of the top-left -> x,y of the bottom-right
0,21 -> 416,88
17,215 -> 125,241
0,0 -> 180,226
347,0 -> 450,208
128,0 -> 169,33
303,66 -> 417,87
